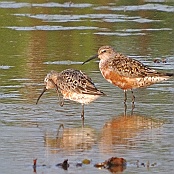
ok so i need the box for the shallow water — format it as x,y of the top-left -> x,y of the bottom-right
0,0 -> 174,174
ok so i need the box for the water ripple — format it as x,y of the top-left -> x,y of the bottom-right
14,13 -> 160,23
121,28 -> 172,32
94,3 -> 174,13
7,25 -> 98,31
0,1 -> 30,8
0,1 -> 92,9
94,32 -> 145,36
94,27 -> 172,36
32,2 -> 92,8
0,65 -> 13,70
44,60 -> 82,65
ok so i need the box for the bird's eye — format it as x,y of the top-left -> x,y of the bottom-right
101,49 -> 106,53
44,78 -> 48,83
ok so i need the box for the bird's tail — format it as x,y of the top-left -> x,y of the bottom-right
158,72 -> 174,81
165,73 -> 174,77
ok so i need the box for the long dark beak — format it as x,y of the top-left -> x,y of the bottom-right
36,87 -> 47,104
82,54 -> 98,65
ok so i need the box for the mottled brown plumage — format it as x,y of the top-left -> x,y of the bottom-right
83,45 -> 173,103
36,69 -> 105,120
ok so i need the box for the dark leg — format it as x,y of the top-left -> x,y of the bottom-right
81,104 -> 84,127
60,98 -> 64,107
82,118 -> 84,128
131,89 -> 135,104
81,104 -> 84,119
131,102 -> 135,115
124,90 -> 127,104
130,89 -> 135,115
124,90 -> 127,116
124,102 -> 127,116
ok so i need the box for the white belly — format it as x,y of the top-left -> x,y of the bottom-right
63,92 -> 100,105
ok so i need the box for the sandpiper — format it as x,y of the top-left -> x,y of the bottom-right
83,45 -> 173,103
36,69 -> 105,121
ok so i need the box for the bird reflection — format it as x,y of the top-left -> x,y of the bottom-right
99,114 -> 164,153
44,114 -> 164,156
108,165 -> 126,173
44,124 -> 96,154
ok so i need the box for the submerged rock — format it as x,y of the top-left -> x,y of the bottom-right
56,159 -> 69,170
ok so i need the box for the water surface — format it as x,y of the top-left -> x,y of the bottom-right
0,0 -> 174,174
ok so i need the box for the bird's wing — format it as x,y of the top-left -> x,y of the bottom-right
108,55 -> 157,78
80,74 -> 104,95
59,69 -> 104,95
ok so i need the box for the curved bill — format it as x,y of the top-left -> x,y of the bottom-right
36,87 -> 47,104
82,54 -> 98,65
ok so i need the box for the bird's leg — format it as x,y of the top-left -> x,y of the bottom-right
130,89 -> 135,115
81,104 -> 85,127
131,89 -> 135,104
124,90 -> 127,116
82,119 -> 84,128
124,102 -> 127,116
58,95 -> 64,107
81,104 -> 84,119
124,90 -> 127,104
131,104 -> 135,116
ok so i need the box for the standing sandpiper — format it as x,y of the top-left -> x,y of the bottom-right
83,45 -> 173,103
36,69 -> 105,122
